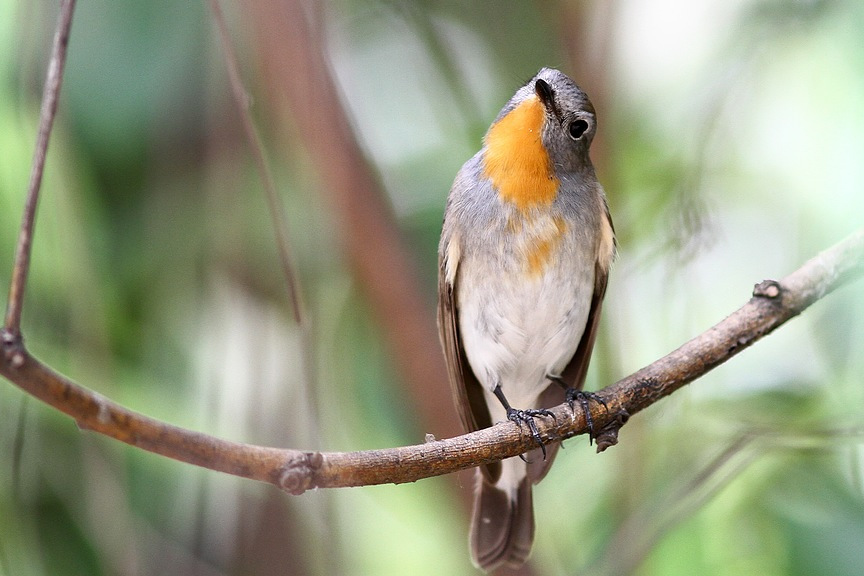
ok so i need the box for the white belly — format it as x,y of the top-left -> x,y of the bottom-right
457,256 -> 594,420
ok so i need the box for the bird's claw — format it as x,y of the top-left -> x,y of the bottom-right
507,408 -> 556,459
565,389 -> 608,445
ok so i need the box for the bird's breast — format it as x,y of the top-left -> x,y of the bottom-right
505,212 -> 569,278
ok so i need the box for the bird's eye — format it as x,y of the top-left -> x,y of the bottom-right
568,119 -> 589,140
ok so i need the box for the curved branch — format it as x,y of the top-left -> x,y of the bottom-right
5,0 -> 861,503
2,229 -> 863,494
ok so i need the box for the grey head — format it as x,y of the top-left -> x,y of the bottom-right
494,67 -> 598,173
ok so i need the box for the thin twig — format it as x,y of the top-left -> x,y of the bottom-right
2,229 -> 862,493
4,0 -> 77,338
208,0 -> 306,326
598,228 -> 864,423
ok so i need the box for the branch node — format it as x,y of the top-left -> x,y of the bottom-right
277,451 -> 323,495
1,328 -> 26,368
753,279 -> 781,299
595,409 -> 630,453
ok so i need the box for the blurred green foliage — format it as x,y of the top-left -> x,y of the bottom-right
1,1 -> 864,575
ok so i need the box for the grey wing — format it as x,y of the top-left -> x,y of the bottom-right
437,246 -> 500,482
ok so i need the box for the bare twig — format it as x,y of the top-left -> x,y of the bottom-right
2,229 -> 862,493
3,0 -> 76,337
208,0 -> 306,326
597,228 -> 864,424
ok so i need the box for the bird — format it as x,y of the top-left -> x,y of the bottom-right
437,67 -> 615,571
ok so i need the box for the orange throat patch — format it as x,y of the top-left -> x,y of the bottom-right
482,95 -> 559,211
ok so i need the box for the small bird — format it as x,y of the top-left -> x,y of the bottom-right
437,68 -> 615,571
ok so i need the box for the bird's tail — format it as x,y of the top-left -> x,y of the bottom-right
469,465 -> 534,572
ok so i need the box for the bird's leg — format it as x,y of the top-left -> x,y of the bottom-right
493,384 -> 556,459
547,374 -> 608,445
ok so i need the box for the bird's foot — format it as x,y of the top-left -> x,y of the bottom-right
565,388 -> 608,445
506,407 -> 556,460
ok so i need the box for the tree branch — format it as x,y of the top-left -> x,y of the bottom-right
3,0 -> 863,498
2,229 -> 862,493
3,0 -> 76,337
599,228 -> 864,427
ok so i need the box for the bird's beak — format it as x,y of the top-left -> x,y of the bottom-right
535,78 -> 563,124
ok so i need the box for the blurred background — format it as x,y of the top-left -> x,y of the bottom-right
1,0 -> 864,575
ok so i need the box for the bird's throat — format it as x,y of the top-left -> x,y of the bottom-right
483,95 -> 559,211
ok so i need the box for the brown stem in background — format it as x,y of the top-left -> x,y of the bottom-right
3,229 -> 862,492
244,0 -> 459,439
4,0 -> 76,337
